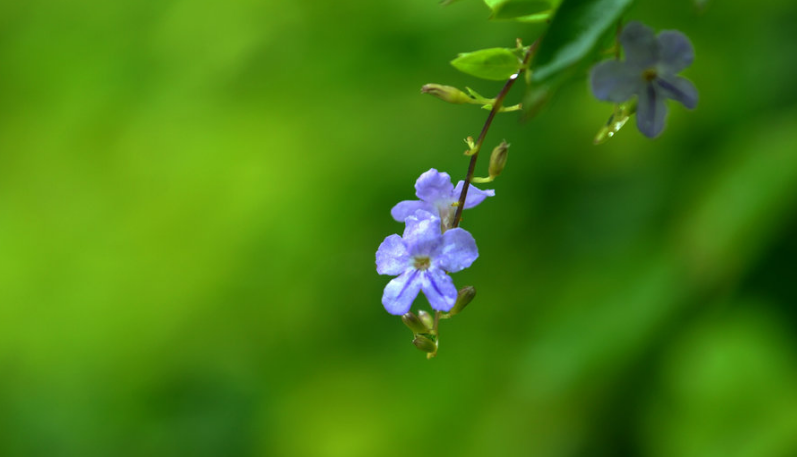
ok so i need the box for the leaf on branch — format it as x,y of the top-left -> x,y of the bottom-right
451,48 -> 522,81
482,0 -> 562,22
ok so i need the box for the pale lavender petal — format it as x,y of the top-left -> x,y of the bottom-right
590,60 -> 642,103
437,227 -> 478,273
391,200 -> 434,222
420,268 -> 457,312
655,75 -> 698,110
621,21 -> 659,69
415,169 -> 454,203
452,181 -> 496,209
657,30 -> 694,74
376,234 -> 409,275
382,269 -> 423,315
402,210 -> 443,257
636,83 -> 668,138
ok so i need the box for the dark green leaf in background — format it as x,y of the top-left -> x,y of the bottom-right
531,0 -> 635,82
451,47 -> 522,80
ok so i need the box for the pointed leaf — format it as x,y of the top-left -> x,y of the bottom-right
451,48 -> 522,81
531,0 -> 636,83
483,0 -> 561,22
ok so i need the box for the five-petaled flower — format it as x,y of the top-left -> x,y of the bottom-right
590,21 -> 698,138
391,169 -> 494,230
376,210 -> 478,315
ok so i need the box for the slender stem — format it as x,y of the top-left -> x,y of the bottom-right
451,41 -> 537,228
426,311 -> 441,359
428,41 -> 537,360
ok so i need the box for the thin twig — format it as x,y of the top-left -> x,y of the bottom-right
451,40 -> 537,228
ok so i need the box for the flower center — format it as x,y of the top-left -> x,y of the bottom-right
413,256 -> 431,270
642,68 -> 658,82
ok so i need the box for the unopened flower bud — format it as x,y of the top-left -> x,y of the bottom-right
401,312 -> 429,334
449,286 -> 476,316
421,84 -> 473,105
594,100 -> 636,145
418,310 -> 434,329
488,141 -> 509,179
412,334 -> 437,353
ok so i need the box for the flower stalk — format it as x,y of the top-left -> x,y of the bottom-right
452,40 -> 537,228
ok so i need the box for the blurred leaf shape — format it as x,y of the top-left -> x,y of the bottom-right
531,0 -> 635,83
483,0 -> 562,22
645,307 -> 797,457
677,110 -> 797,284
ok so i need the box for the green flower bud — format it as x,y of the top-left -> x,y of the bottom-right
401,312 -> 429,334
488,141 -> 509,179
449,286 -> 476,316
594,100 -> 637,145
418,310 -> 434,329
421,84 -> 473,105
412,334 -> 437,353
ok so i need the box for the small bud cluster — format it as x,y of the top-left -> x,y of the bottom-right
399,288 -> 476,358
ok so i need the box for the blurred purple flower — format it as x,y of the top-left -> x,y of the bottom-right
376,210 -> 478,315
391,169 -> 494,228
590,21 -> 698,138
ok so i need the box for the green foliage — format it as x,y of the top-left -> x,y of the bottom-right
451,47 -> 523,80
1,0 -> 797,456
531,0 -> 635,82
482,0 -> 562,22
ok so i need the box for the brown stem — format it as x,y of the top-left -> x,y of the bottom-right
451,41 -> 537,228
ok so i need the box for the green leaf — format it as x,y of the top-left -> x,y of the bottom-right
531,0 -> 635,82
451,48 -> 522,81
483,0 -> 561,22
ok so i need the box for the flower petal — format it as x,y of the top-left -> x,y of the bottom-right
452,181 -> 496,209
420,268 -> 457,312
437,227 -> 478,273
376,234 -> 409,275
415,169 -> 454,203
636,83 -> 668,138
657,30 -> 694,74
621,21 -> 659,69
402,210 -> 443,257
656,75 -> 698,110
391,200 -> 434,222
382,269 -> 422,315
590,60 -> 641,103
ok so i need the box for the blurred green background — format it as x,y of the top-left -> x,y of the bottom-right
1,0 -> 797,456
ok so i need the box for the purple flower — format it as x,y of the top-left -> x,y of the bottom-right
590,21 -> 698,138
376,210 -> 478,315
391,169 -> 494,228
